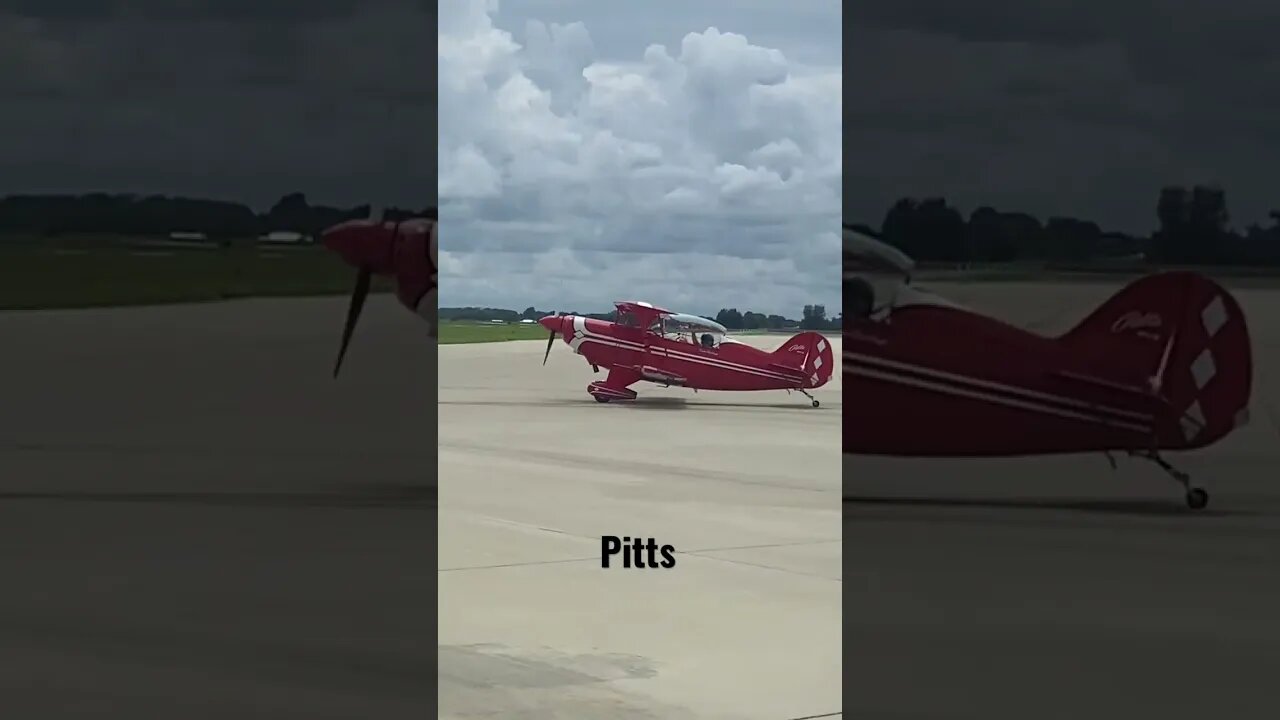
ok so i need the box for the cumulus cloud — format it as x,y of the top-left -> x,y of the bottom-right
438,0 -> 841,318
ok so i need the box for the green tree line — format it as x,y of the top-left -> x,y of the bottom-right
0,192 -> 435,240
857,186 -> 1280,266
714,305 -> 839,331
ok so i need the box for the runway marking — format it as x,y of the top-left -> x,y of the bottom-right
440,440 -> 837,495
0,487 -> 434,509
460,513 -> 577,537
459,512 -> 843,580
7,440 -> 434,461
679,547 -> 843,582
446,513 -> 841,579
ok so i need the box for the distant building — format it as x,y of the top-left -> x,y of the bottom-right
260,231 -> 312,244
169,231 -> 207,241
519,318 -> 535,324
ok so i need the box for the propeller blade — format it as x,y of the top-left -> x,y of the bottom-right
333,268 -> 372,378
542,330 -> 556,365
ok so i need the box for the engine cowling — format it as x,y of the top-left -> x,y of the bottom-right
321,216 -> 437,335
391,218 -> 438,335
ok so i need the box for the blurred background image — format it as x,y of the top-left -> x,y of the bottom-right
0,3 -> 435,718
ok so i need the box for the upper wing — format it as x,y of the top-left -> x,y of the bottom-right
844,225 -> 915,281
614,300 -> 675,329
666,313 -> 729,335
615,300 -> 674,316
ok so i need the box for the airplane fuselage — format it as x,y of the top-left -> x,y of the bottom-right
843,271 -> 1251,457
538,314 -> 835,405
566,316 -> 806,391
844,306 -> 1168,456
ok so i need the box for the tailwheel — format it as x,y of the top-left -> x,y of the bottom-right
811,399 -> 820,408
1132,450 -> 1209,511
799,389 -> 819,408
1186,487 -> 1209,510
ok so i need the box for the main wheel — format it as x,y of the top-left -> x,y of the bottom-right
811,399 -> 820,408
594,395 -> 610,403
1185,487 -> 1209,510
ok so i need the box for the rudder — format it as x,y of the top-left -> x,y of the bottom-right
774,331 -> 834,388
1059,271 -> 1252,449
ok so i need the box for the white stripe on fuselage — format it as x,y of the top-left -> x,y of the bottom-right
569,317 -> 804,385
845,351 -> 1152,421
843,351 -> 1154,434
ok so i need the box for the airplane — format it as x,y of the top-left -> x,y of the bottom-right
843,225 -> 1253,510
537,301 -> 835,407
321,212 -> 436,376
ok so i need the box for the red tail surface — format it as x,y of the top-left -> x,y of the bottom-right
773,331 -> 835,389
1058,271 -> 1252,449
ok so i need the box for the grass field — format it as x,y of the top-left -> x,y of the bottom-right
0,239 -> 391,310
438,320 -> 548,344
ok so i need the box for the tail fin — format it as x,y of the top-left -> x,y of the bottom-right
1058,271 -> 1252,448
773,331 -> 835,389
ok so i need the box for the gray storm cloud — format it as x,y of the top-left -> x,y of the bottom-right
845,1 -> 1280,235
0,0 -> 432,208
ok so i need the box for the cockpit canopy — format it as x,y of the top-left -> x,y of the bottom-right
843,226 -> 964,322
662,313 -> 728,335
651,312 -> 730,347
844,226 -> 915,280
844,226 -> 913,320
613,301 -> 735,348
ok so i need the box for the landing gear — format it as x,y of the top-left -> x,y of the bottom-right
1186,487 -> 1209,510
799,389 -> 819,408
1132,450 -> 1209,510
587,381 -> 637,404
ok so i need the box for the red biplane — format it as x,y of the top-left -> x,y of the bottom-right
843,226 -> 1253,509
321,213 -> 436,376
538,301 -> 834,407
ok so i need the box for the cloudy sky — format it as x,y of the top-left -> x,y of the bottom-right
438,0 -> 841,318
0,0 -> 432,211
846,1 -> 1280,236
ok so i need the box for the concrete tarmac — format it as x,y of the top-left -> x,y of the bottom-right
0,296 -> 435,719
439,333 -> 842,719
845,281 -> 1280,720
